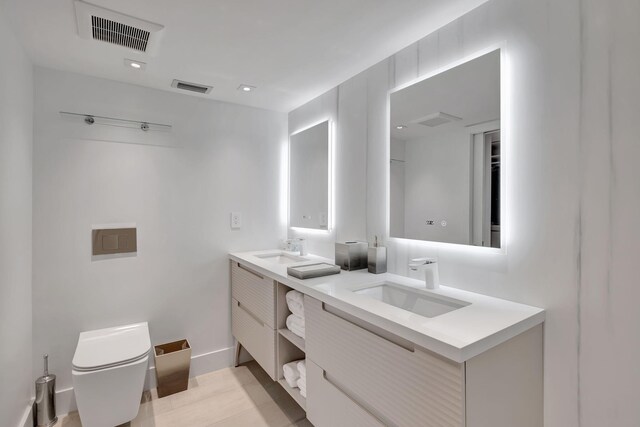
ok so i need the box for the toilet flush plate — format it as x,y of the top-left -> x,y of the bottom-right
92,227 -> 137,255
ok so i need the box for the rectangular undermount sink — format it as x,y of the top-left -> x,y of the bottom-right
354,282 -> 470,318
255,252 -> 308,265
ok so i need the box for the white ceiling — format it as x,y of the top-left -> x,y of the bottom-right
1,0 -> 487,112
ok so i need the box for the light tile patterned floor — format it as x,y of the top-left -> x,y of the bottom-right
58,362 -> 312,427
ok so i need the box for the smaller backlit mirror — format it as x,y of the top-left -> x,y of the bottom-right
390,49 -> 502,248
289,121 -> 330,230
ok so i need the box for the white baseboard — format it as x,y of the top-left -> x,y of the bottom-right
55,385 -> 76,418
18,400 -> 34,427
55,346 -> 234,416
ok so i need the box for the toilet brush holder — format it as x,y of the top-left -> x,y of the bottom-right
33,354 -> 57,427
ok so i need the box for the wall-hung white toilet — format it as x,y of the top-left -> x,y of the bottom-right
72,322 -> 150,427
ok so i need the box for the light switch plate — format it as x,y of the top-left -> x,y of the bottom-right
231,212 -> 242,229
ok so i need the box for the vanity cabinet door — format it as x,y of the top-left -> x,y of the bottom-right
306,359 -> 385,427
305,296 -> 465,427
231,298 -> 277,379
231,261 -> 276,327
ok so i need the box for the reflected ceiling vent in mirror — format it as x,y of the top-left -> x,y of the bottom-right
171,79 -> 213,94
74,1 -> 164,55
415,112 -> 462,127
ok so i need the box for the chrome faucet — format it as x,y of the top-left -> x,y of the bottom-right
409,257 -> 440,289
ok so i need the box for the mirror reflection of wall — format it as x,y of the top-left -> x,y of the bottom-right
389,49 -> 501,247
289,120 -> 329,230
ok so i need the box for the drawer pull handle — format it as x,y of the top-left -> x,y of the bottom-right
322,303 -> 415,353
323,370 -> 392,427
237,263 -> 264,279
236,300 -> 265,326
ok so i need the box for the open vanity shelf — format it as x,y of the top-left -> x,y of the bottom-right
278,378 -> 307,410
276,281 -> 307,410
278,328 -> 305,352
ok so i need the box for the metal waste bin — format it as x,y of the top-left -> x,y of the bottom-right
154,339 -> 191,398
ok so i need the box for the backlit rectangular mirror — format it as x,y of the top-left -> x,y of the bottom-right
389,49 -> 502,248
289,120 -> 330,230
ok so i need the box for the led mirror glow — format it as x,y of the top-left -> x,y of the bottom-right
389,49 -> 502,248
289,120 -> 330,231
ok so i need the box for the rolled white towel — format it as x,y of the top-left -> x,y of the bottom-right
286,314 -> 305,339
283,360 -> 301,379
297,360 -> 306,379
282,361 -> 301,388
286,289 -> 304,305
286,290 -> 305,317
297,377 -> 307,397
283,371 -> 298,388
287,299 -> 304,318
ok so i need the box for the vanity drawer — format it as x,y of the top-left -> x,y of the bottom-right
305,296 -> 465,427
306,359 -> 385,427
231,298 -> 277,379
231,261 -> 276,327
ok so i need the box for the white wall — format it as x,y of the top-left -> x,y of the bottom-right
0,9 -> 33,427
288,0 -> 640,425
32,68 -> 287,404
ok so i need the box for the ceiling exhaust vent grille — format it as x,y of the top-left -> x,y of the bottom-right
415,112 -> 462,128
171,80 -> 213,94
91,16 -> 150,52
75,1 -> 164,55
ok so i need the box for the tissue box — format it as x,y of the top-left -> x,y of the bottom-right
335,241 -> 368,271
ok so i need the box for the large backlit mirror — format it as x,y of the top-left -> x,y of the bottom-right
389,49 -> 502,248
289,120 -> 330,230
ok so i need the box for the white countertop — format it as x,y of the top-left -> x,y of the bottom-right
229,250 -> 545,363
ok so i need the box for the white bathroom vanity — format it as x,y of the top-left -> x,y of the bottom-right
230,250 -> 544,427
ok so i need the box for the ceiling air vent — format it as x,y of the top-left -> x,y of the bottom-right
415,112 -> 462,127
75,1 -> 164,55
91,16 -> 150,52
171,80 -> 213,94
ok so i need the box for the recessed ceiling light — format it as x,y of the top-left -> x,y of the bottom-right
396,125 -> 407,130
238,84 -> 256,92
124,59 -> 146,70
